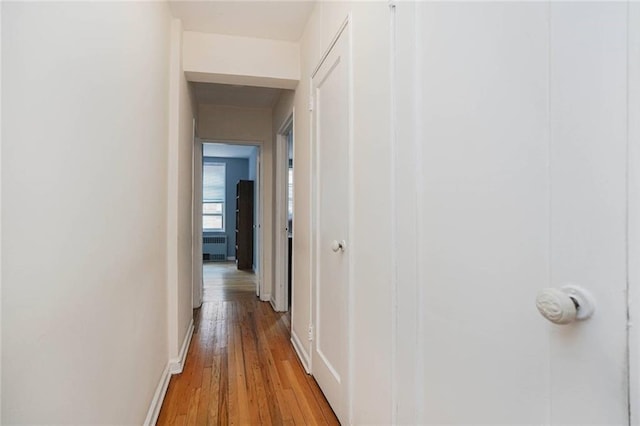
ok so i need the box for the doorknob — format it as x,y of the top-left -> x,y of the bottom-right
331,240 -> 346,253
535,285 -> 595,325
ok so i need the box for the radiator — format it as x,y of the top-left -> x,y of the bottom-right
203,235 -> 227,261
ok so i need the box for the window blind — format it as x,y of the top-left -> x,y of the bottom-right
203,163 -> 225,201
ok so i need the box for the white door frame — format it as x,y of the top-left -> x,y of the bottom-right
195,139 -> 265,299
628,4 -> 640,421
274,113 -> 294,312
192,131 -> 203,308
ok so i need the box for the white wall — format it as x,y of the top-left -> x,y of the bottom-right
183,31 -> 299,89
198,104 -> 274,300
2,2 -> 172,423
287,8 -> 318,377
292,3 -> 394,423
167,18 -> 196,362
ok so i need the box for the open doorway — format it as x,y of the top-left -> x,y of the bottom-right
199,142 -> 262,302
274,115 -> 294,312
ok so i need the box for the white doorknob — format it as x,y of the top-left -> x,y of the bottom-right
331,240 -> 346,252
535,285 -> 595,325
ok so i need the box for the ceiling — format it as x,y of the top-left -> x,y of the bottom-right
168,1 -> 315,42
203,143 -> 257,159
193,82 -> 283,108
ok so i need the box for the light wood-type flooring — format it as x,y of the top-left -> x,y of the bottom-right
157,262 -> 339,425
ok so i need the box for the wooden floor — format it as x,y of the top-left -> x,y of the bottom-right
157,262 -> 339,425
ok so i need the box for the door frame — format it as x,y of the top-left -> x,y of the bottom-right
194,139 -> 265,299
274,112 -> 294,312
192,130 -> 203,309
628,4 -> 640,421
310,15 -> 354,424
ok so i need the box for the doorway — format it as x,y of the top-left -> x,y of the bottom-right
197,141 -> 263,302
275,114 -> 294,312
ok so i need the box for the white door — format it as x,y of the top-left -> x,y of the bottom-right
312,23 -> 351,424
394,2 -> 630,424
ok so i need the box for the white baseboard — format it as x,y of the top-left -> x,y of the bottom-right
169,320 -> 194,374
227,256 -> 235,261
145,320 -> 195,425
260,292 -> 271,303
291,329 -> 311,374
143,364 -> 171,426
269,298 -> 277,311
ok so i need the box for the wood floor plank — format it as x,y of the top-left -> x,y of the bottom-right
283,388 -> 306,425
194,367 -> 212,425
305,375 -> 341,425
185,388 -> 200,426
283,359 -> 326,425
226,322 -> 239,424
174,414 -> 187,426
156,262 -> 339,426
233,322 -> 251,425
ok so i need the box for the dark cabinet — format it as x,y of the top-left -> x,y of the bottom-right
235,180 -> 254,270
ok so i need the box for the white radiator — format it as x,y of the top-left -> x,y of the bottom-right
203,235 -> 227,261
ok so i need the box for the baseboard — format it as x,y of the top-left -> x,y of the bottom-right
269,298 -> 277,311
226,256 -> 235,261
144,319 -> 195,425
143,364 -> 171,426
291,329 -> 311,374
260,292 -> 271,303
169,319 -> 194,374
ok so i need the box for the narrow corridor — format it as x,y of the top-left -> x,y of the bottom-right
157,263 -> 339,425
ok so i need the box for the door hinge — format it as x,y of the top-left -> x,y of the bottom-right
307,325 -> 314,341
309,96 -> 314,112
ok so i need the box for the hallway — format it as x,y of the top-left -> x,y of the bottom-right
157,263 -> 339,425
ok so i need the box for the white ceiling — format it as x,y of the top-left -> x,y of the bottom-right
203,143 -> 257,159
168,1 -> 315,42
193,82 -> 283,108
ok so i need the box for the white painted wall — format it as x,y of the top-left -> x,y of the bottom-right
183,31 -> 299,89
198,104 -> 274,300
2,2 -> 172,423
167,18 -> 196,362
292,2 -> 393,423
287,6 -> 318,375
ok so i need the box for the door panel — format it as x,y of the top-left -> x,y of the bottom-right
312,24 -> 350,424
549,4 -> 629,422
394,2 -> 630,423
417,4 -> 550,423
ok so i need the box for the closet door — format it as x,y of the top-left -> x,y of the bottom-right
394,2 -> 630,423
311,22 -> 351,425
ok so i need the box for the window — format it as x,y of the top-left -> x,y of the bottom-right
203,162 -> 225,231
